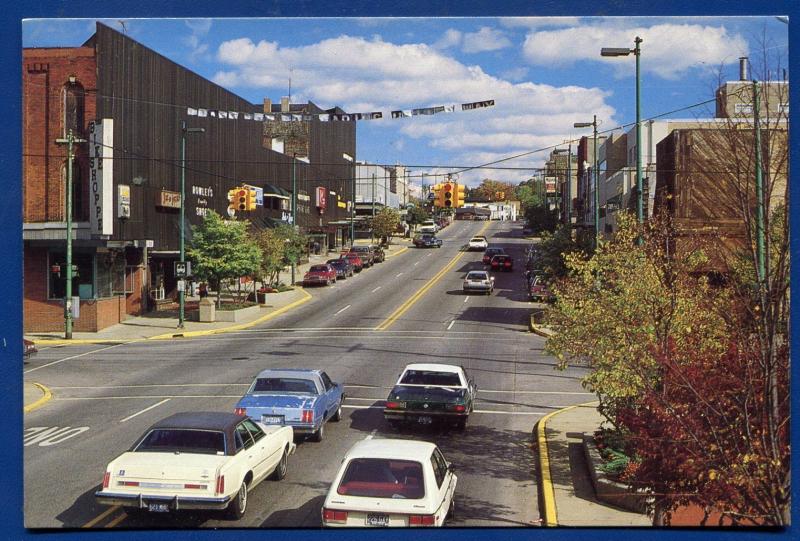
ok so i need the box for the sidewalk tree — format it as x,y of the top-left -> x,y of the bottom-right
280,224 -> 308,275
187,211 -> 262,307
534,224 -> 590,278
523,203 -> 559,234
405,205 -> 429,231
473,178 -> 514,201
251,226 -> 287,288
370,207 -> 400,244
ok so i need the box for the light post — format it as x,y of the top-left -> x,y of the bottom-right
55,129 -> 86,339
178,121 -> 204,329
290,153 -> 310,285
602,36 -> 643,228
574,116 -> 599,250
343,153 -> 354,247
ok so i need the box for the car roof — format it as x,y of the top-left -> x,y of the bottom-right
149,411 -> 244,432
401,363 -> 461,373
345,438 -> 437,461
254,368 -> 321,380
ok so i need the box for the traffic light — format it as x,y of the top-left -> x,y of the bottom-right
235,188 -> 249,211
496,191 -> 505,201
246,187 -> 257,211
454,183 -> 466,208
432,183 -> 443,208
442,183 -> 454,208
228,188 -> 238,212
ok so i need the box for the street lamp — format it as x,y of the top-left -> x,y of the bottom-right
178,121 -> 204,329
342,153 -> 354,247
55,129 -> 87,339
601,36 -> 644,228
574,116 -> 599,250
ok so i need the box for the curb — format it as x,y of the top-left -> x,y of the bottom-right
530,324 -> 554,338
535,401 -> 597,527
30,338 -> 137,345
24,382 -> 52,413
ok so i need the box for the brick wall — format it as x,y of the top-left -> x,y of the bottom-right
23,47 -> 96,223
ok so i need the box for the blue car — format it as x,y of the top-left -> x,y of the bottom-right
234,369 -> 345,442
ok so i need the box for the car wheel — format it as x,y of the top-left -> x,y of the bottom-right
226,480 -> 248,519
456,417 -> 467,431
387,420 -> 401,431
311,422 -> 325,442
270,447 -> 288,481
331,398 -> 343,422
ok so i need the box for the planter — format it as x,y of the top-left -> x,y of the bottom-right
214,304 -> 264,322
582,434 -> 651,514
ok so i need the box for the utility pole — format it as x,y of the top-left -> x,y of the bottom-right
55,129 -> 86,339
753,80 -> 766,284
291,154 -> 297,285
178,121 -> 204,329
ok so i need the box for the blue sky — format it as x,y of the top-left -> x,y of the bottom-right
23,16 -> 788,188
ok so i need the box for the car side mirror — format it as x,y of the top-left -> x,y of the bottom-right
448,463 -> 456,473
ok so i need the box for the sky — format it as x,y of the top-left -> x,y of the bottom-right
22,16 -> 789,189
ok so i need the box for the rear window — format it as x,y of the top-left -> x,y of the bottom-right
309,265 -> 329,272
467,272 -> 487,280
251,377 -> 318,394
337,458 -> 424,499
135,429 -> 226,455
400,370 -> 461,386
470,238 -> 485,242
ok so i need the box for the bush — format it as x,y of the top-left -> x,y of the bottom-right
217,302 -> 257,311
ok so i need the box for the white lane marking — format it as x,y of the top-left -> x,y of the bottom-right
371,286 -> 382,293
427,253 -> 433,257
55,395 -> 244,400
23,343 -> 127,374
464,297 -> 469,303
119,399 -> 171,423
447,320 -> 455,331
52,388 -> 594,397
334,305 -> 351,315
365,429 -> 378,440
414,261 -> 419,266
24,426 -> 90,447
395,272 -> 404,277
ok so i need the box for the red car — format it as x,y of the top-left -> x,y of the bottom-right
490,254 -> 513,272
482,247 -> 505,264
340,253 -> 364,272
528,276 -> 556,303
303,264 -> 337,286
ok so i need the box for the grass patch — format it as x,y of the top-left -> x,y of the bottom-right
217,302 -> 258,311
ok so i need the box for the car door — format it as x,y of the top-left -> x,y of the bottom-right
459,366 -> 476,410
319,372 -> 339,421
242,419 -> 279,483
428,448 -> 451,524
235,422 -> 260,481
433,448 -> 456,522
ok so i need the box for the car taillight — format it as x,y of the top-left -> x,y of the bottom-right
386,401 -> 406,409
409,514 -> 435,526
233,407 -> 247,416
504,261 -> 511,267
323,508 -> 348,523
102,472 -> 110,489
215,474 -> 225,495
184,483 -> 207,490
301,410 -> 314,423
448,404 -> 466,412
119,481 -> 140,487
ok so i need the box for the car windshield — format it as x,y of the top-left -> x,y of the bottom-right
309,265 -> 329,272
470,238 -> 484,242
467,272 -> 487,280
351,247 -> 369,252
399,370 -> 461,386
327,260 -> 343,266
251,377 -> 318,394
135,429 -> 226,455
337,458 -> 425,499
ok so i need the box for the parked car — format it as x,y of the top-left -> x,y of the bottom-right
94,412 -> 295,519
417,225 -> 437,235
467,236 -> 488,251
327,258 -> 354,279
384,363 -> 477,430
420,220 -> 438,232
348,246 -> 376,267
369,245 -> 386,263
490,254 -> 514,272
322,438 -> 456,527
341,253 -> 364,273
23,338 -> 37,360
303,264 -> 337,286
234,368 -> 344,442
413,234 -> 442,248
482,247 -> 506,264
462,270 -> 494,295
528,275 -> 556,303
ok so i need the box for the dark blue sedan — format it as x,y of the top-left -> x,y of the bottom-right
234,368 -> 345,442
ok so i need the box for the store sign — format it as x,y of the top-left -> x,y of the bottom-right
545,177 -> 557,194
316,187 -> 328,212
159,190 -> 181,209
88,119 -> 114,236
118,184 -> 131,219
337,201 -> 347,209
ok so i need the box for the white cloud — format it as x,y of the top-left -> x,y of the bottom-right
500,66 -> 529,82
432,28 -> 461,50
522,23 -> 748,79
183,18 -> 213,63
461,27 -> 511,53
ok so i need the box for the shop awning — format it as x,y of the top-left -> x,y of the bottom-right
262,184 -> 291,200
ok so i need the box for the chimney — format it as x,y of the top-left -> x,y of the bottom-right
280,96 -> 290,113
739,57 -> 749,81
263,98 -> 271,114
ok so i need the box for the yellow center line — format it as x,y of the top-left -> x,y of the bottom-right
104,511 -> 128,528
81,505 -> 121,528
375,221 -> 489,331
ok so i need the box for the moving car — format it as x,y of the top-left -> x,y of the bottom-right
94,412 -> 295,519
303,264 -> 337,286
341,253 -> 364,273
462,270 -> 494,295
528,275 -> 556,303
413,234 -> 442,248
234,368 -> 344,442
482,247 -> 506,264
348,246 -> 375,267
327,258 -> 354,279
417,225 -> 437,235
490,254 -> 513,272
467,236 -> 488,251
23,338 -> 37,360
322,438 -> 456,527
420,220 -> 438,232
384,363 -> 477,430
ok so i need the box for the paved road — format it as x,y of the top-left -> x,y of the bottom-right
23,220 -> 591,529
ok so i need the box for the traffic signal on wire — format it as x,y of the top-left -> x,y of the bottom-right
454,183 -> 466,208
432,183 -> 443,208
442,183 -> 454,208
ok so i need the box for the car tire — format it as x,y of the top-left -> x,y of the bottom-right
456,417 -> 467,431
226,480 -> 248,519
331,398 -> 343,422
270,447 -> 288,481
311,422 -> 325,442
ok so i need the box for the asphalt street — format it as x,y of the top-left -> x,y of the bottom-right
23,220 -> 591,529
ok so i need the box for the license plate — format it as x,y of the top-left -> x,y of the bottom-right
417,416 -> 433,425
147,503 -> 169,513
366,513 -> 389,526
261,415 -> 284,425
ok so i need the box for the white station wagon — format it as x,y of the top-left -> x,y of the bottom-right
95,411 -> 295,519
322,438 -> 457,527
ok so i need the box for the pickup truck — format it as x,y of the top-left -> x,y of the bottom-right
95,411 -> 295,519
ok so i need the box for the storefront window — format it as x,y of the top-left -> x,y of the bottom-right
48,252 -> 94,300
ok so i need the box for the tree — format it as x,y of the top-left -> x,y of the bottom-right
515,182 -> 545,208
524,203 -> 559,234
472,178 -> 515,201
370,207 -> 400,244
188,211 -> 262,306
534,224 -> 590,278
405,205 -> 430,230
251,226 -> 287,288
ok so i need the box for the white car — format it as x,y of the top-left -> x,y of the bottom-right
417,225 -> 437,234
322,438 -> 457,527
467,236 -> 488,251
420,220 -> 438,232
95,412 -> 296,519
462,270 -> 494,295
